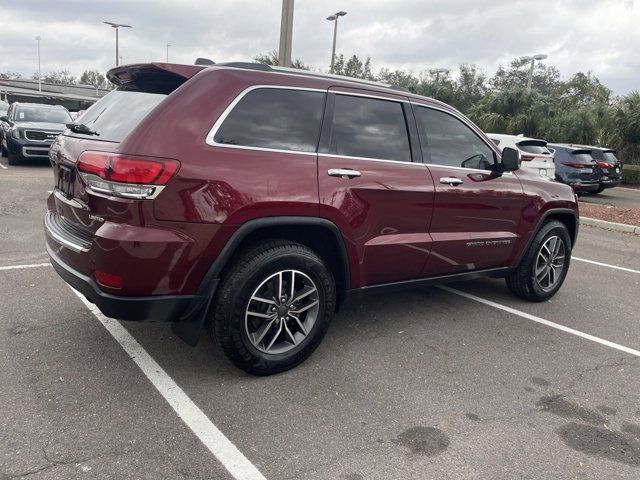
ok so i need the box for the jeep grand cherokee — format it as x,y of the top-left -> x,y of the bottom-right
44,62 -> 579,375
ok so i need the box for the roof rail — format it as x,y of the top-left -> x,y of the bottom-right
270,66 -> 392,89
389,84 -> 410,93
217,62 -> 272,72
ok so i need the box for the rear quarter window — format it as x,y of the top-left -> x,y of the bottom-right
213,88 -> 325,153
517,142 -> 551,155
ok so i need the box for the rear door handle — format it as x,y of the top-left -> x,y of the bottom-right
439,176 -> 463,186
328,168 -> 361,179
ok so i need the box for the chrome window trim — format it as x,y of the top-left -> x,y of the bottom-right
332,90 -> 410,103
320,152 -> 425,167
205,85 -> 326,155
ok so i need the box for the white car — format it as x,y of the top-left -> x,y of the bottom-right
487,133 -> 555,180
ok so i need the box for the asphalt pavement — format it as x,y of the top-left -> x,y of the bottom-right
2,156 -> 640,480
581,185 -> 640,209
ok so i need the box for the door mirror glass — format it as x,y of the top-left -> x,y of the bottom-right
501,147 -> 520,172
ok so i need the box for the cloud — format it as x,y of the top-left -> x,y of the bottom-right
0,0 -> 637,94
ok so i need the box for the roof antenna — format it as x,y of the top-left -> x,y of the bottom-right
195,58 -> 215,66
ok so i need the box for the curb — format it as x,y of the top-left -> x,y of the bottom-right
581,216 -> 640,235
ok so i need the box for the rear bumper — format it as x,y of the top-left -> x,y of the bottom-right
600,177 -> 622,188
46,241 -> 194,322
569,181 -> 600,193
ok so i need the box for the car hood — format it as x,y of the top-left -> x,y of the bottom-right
13,121 -> 67,131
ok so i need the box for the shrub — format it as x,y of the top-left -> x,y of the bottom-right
622,164 -> 640,185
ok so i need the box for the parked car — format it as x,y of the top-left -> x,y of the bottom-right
0,102 -> 72,165
486,133 -> 556,180
572,145 -> 622,193
0,100 -> 8,117
547,144 -> 601,194
44,62 -> 579,375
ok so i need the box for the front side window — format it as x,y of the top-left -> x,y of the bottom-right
214,88 -> 325,153
328,94 -> 411,162
415,107 -> 495,170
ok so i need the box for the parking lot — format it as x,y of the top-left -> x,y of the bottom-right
2,157 -> 640,480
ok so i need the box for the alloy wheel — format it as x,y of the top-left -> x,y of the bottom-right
534,235 -> 566,292
245,269 -> 320,354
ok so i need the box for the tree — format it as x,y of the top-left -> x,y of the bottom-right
253,50 -> 310,70
453,64 -> 488,112
490,58 -> 561,96
79,70 -> 110,90
0,71 -> 22,80
33,69 -> 77,85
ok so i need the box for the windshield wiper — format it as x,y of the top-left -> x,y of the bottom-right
66,123 -> 99,136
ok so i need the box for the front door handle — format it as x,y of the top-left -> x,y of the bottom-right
328,168 -> 361,179
439,176 -> 463,186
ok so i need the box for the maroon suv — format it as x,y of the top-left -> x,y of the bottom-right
45,62 -> 579,375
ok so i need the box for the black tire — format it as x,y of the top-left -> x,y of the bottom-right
506,220 -> 572,302
7,150 -> 20,166
1,143 -> 7,157
209,239 -> 336,375
593,186 -> 605,194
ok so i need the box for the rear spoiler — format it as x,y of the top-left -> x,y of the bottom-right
107,63 -> 206,93
570,149 -> 592,156
516,139 -> 547,148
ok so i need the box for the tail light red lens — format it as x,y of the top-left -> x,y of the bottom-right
520,154 -> 535,161
77,151 -> 179,185
77,151 -> 179,199
596,161 -> 613,169
94,270 -> 123,289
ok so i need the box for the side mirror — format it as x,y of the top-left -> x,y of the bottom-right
0,116 -> 8,123
500,147 -> 520,172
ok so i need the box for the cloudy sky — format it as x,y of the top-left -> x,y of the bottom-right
0,0 -> 637,94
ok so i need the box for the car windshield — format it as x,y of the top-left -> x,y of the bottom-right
15,106 -> 71,123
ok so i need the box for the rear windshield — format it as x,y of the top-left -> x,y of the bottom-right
572,153 -> 595,163
602,151 -> 619,163
15,106 -> 71,123
517,141 -> 551,155
70,90 -> 166,143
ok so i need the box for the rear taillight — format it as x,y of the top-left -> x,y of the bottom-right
77,151 -> 179,199
596,161 -> 613,169
521,154 -> 535,161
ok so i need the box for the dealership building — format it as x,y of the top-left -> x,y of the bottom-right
0,78 -> 109,111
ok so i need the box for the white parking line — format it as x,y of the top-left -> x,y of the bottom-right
438,285 -> 640,358
0,262 -> 51,271
0,162 -> 7,169
70,289 -> 267,480
572,256 -> 640,275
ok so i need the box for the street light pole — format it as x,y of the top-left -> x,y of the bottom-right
519,54 -> 548,92
278,0 -> 294,67
327,11 -> 347,74
35,36 -> 42,92
166,43 -> 171,62
104,21 -> 132,67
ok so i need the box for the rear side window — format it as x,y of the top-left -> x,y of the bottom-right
517,141 -> 551,155
70,90 -> 166,143
602,151 -> 619,163
415,107 -> 495,170
214,88 -> 325,153
328,94 -> 411,162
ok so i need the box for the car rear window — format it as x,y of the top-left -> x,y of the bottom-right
69,90 -> 166,143
213,88 -> 325,153
516,141 -> 551,155
571,153 -> 595,163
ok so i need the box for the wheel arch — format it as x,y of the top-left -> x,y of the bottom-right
172,217 -> 351,346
